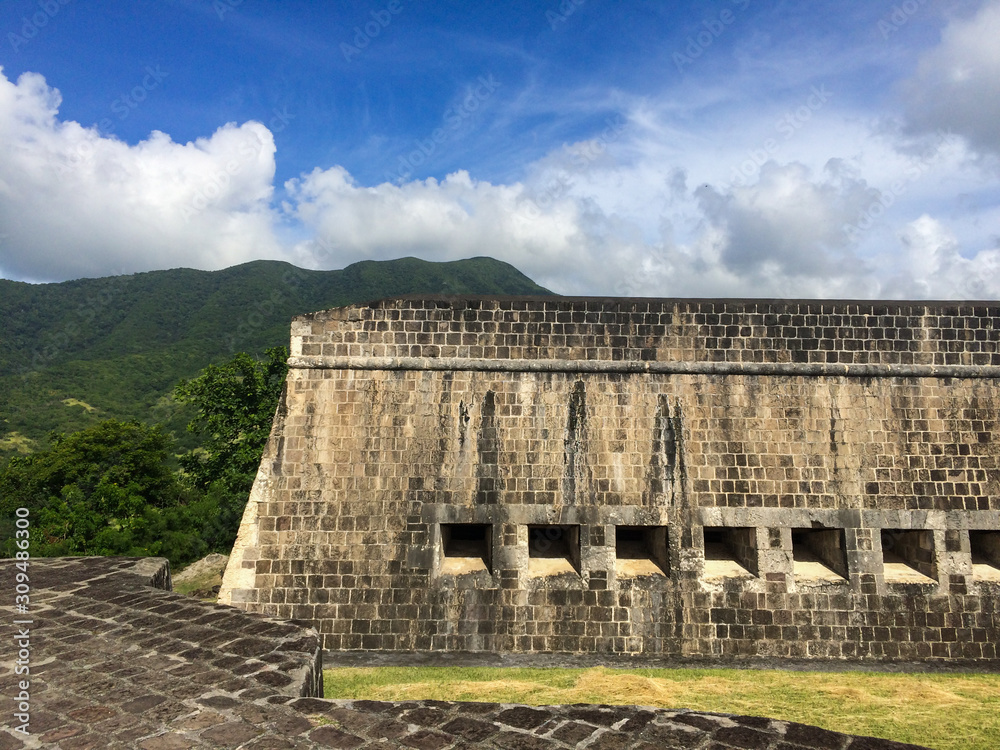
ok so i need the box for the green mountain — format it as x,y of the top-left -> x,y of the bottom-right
0,256 -> 552,458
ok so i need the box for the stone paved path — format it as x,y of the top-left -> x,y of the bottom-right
0,558 -> 930,749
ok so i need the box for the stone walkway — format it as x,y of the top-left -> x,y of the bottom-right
0,558 -> 930,749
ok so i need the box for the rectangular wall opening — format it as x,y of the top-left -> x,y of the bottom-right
971,531 -> 1000,582
702,526 -> 757,580
615,526 -> 668,577
528,525 -> 580,576
440,524 -> 491,575
792,528 -> 848,583
881,529 -> 937,584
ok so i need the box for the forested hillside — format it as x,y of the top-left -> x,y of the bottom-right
0,256 -> 552,458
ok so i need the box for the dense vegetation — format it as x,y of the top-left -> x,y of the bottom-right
0,420 -> 204,561
0,348 -> 286,565
0,256 -> 552,567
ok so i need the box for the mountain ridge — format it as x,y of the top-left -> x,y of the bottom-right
0,256 -> 553,457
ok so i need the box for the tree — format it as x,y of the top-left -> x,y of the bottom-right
173,347 -> 288,547
0,420 -> 208,564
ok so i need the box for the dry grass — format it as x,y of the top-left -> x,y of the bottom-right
61,398 -> 98,413
323,665 -> 1000,750
0,431 -> 38,454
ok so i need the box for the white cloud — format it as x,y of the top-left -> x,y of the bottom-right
605,162 -> 883,300
0,68 -> 281,281
284,166 -> 607,293
880,215 -> 1000,299
695,161 -> 879,277
902,1 -> 1000,157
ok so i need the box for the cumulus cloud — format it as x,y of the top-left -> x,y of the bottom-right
284,166 -> 610,294
603,162 -> 881,300
880,216 -> 1000,299
0,68 -> 281,281
281,157 -> 880,299
902,1 -> 1000,158
695,161 -> 879,278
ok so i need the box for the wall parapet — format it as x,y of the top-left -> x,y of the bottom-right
292,296 -> 1000,369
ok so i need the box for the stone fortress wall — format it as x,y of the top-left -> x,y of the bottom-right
220,296 -> 1000,660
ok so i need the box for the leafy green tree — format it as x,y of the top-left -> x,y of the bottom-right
173,347 -> 288,548
173,346 -> 288,492
0,420 -> 208,565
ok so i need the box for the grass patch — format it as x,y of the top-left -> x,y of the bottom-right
171,571 -> 222,601
323,666 -> 1000,750
62,398 -> 98,413
172,553 -> 228,601
0,431 -> 38,454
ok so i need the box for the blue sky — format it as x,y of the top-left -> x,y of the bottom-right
1,0 -> 999,298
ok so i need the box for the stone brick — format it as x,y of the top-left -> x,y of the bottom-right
67,706 -> 117,723
306,726 -> 365,748
122,695 -> 167,713
440,716 -> 498,741
200,721 -> 263,746
712,725 -> 774,749
551,721 -> 599,743
492,732 -> 554,750
497,706 -> 552,729
399,729 -> 453,750
781,721 -> 848,748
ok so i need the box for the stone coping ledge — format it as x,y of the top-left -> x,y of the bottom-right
324,648 -> 1000,674
288,354 -> 1000,379
0,557 -> 931,749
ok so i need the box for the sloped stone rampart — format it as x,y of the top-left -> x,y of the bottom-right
220,297 -> 1000,660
